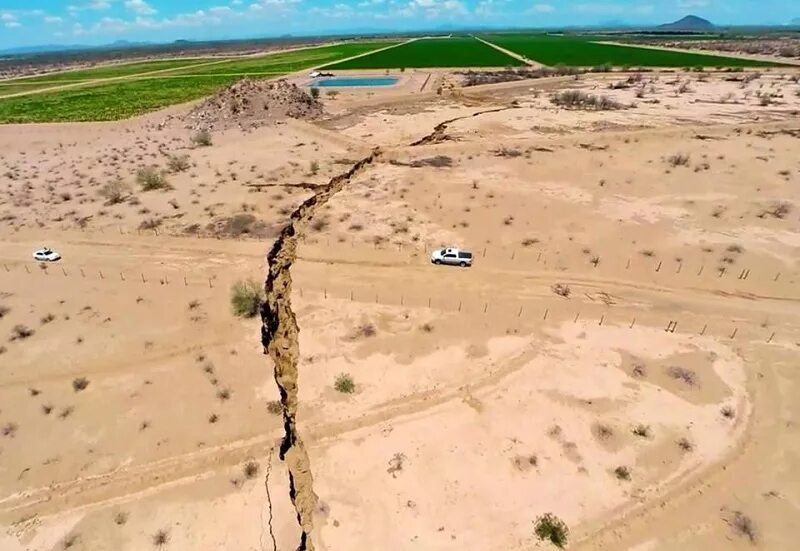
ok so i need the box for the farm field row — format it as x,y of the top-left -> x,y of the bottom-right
481,34 -> 782,67
324,37 -> 524,69
0,41 -> 400,123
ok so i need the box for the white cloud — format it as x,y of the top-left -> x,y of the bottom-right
44,15 -> 65,23
125,0 -> 157,16
0,13 -> 17,22
531,3 -> 555,13
676,0 -> 708,8
5,21 -> 22,28
572,3 -> 654,15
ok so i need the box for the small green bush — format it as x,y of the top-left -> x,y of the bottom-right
309,87 -> 320,99
334,373 -> 355,394
230,279 -> 263,318
534,513 -> 569,548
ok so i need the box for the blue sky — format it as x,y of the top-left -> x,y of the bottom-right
0,1 -> 797,48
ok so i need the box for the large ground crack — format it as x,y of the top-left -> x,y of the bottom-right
260,103 -> 519,550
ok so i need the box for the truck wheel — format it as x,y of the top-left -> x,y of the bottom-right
459,261 -> 467,268
434,259 -> 441,265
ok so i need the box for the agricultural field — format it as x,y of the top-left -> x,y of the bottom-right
481,34 -> 784,67
0,41 -> 399,123
0,76 -> 240,123
324,37 -> 523,69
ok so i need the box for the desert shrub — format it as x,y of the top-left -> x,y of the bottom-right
243,461 -> 260,479
727,511 -> 757,544
309,160 -> 320,175
309,87 -> 320,99
552,283 -> 571,298
668,366 -> 696,386
152,528 -> 170,547
551,90 -> 622,110
2,422 -> 18,437
219,213 -> 264,237
72,377 -> 90,392
216,388 -> 231,401
230,279 -> 263,318
266,400 -> 282,415
667,153 -> 690,167
721,405 -> 736,419
0,305 -> 9,319
632,424 -> 651,438
11,324 -> 34,340
167,154 -> 191,173
191,129 -> 213,147
761,200 -> 792,219
614,466 -> 631,480
138,218 -> 162,230
114,511 -> 129,526
533,513 -> 569,548
99,177 -> 132,205
677,437 -> 693,451
136,167 -> 170,191
334,373 -> 355,394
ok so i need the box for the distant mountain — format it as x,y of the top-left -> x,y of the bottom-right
0,44 -> 91,55
658,15 -> 714,31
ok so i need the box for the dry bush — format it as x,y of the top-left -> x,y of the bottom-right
243,461 -> 260,479
217,213 -> 268,237
726,511 -> 757,544
533,513 -> 569,549
10,324 -> 34,340
152,528 -> 170,548
230,279 -> 263,318
208,413 -> 219,423
139,218 -> 162,230
0,304 -> 9,319
667,153 -> 690,167
614,466 -> 631,480
668,366 -> 697,386
136,167 -> 170,191
216,388 -> 231,401
420,323 -> 434,333
309,160 -> 320,175
632,424 -> 651,438
2,422 -> 17,437
334,373 -> 355,394
167,154 -> 191,173
266,400 -> 282,415
592,423 -> 614,440
409,155 -> 453,168
521,237 -> 540,247
493,147 -> 523,158
677,437 -> 693,452
72,377 -> 89,392
759,200 -> 792,219
99,177 -> 132,205
191,129 -> 213,147
721,405 -> 736,419
552,283 -> 571,298
551,90 -> 623,110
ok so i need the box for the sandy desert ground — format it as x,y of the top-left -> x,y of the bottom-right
1,67 -> 799,551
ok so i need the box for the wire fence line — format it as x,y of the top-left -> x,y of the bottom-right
44,225 -> 799,294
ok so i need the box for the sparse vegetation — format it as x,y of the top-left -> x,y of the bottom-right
551,90 -> 623,110
136,166 -> 170,191
230,279 -> 263,318
266,400 -> 283,415
309,87 -> 320,99
721,405 -> 736,419
2,422 -> 18,437
167,154 -> 191,173
10,324 -> 34,340
72,377 -> 90,392
334,373 -> 356,394
533,513 -> 569,548
667,153 -> 690,167
114,511 -> 129,526
191,129 -> 213,147
152,528 -> 170,548
552,283 -> 571,298
243,461 -> 260,479
677,437 -> 694,452
614,465 -> 631,480
668,366 -> 697,386
632,424 -> 651,438
726,510 -> 757,544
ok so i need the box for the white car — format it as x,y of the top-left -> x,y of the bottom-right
431,247 -> 473,267
32,247 -> 61,262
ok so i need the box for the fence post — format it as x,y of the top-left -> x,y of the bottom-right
698,265 -> 704,276
655,261 -> 662,272
700,324 -> 707,335
25,265 -> 30,273
458,300 -> 462,312
543,308 -> 548,320
120,272 -> 125,281
518,306 -> 523,317
774,272 -> 781,282
598,315 -> 604,326
80,268 -> 85,277
99,270 -> 104,279
730,327 -> 738,339
767,332 -> 775,343
630,317 -> 636,328
574,312 -> 580,323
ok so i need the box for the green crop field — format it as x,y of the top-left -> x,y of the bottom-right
0,76 -> 240,123
481,35 -> 782,67
0,41 -> 398,123
324,37 -> 523,69
2,58 -> 223,85
166,42 -> 401,76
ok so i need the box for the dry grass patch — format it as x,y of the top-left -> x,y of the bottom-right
533,513 -> 569,549
230,279 -> 263,318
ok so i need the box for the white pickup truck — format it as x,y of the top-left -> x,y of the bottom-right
431,247 -> 473,268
